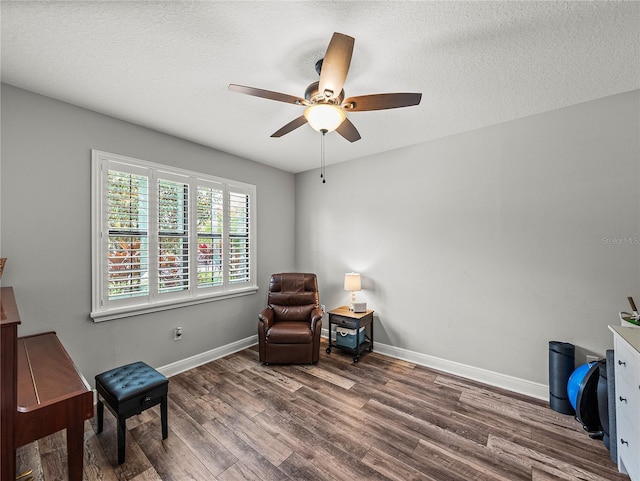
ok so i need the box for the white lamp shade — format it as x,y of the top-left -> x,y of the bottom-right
344,273 -> 361,292
304,104 -> 346,132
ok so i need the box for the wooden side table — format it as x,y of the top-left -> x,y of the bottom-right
326,306 -> 374,362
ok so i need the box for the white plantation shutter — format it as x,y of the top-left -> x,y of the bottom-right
107,170 -> 149,299
228,190 -> 251,284
157,178 -> 189,294
197,184 -> 224,288
92,150 -> 257,321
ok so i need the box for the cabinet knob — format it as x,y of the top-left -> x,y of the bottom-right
621,438 -> 629,446
618,360 -> 627,366
620,396 -> 628,403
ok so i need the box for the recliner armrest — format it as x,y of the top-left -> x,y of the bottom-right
310,306 -> 323,333
259,307 -> 274,329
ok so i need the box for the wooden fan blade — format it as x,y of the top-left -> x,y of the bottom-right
271,116 -> 308,138
318,33 -> 354,101
342,93 -> 422,111
229,84 -> 306,105
335,117 -> 361,143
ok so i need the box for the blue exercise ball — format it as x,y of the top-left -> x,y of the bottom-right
567,362 -> 595,411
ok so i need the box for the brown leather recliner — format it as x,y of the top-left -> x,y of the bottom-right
258,273 -> 323,364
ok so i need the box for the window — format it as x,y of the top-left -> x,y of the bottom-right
91,150 -> 257,321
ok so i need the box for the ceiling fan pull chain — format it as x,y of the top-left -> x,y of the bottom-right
321,129 -> 327,183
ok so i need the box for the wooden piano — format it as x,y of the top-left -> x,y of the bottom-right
1,287 -> 93,481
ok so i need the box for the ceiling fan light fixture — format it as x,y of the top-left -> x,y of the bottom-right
303,103 -> 346,132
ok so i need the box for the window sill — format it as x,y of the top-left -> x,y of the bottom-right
90,286 -> 259,322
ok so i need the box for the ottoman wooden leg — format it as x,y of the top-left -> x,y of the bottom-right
161,394 -> 168,440
97,399 -> 104,433
117,416 -> 127,464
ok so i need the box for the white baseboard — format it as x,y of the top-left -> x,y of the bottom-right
373,342 -> 548,400
156,334 -> 258,378
321,328 -> 548,400
155,331 -> 547,401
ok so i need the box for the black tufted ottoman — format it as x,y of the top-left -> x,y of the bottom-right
95,361 -> 168,464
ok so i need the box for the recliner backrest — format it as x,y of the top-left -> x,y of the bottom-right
268,273 -> 319,322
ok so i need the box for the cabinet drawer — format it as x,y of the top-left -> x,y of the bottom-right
616,375 -> 640,429
615,335 -> 640,390
617,411 -> 640,481
330,315 -> 358,329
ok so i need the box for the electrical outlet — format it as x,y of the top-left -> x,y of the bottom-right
321,304 -> 326,313
174,327 -> 182,341
586,355 -> 598,363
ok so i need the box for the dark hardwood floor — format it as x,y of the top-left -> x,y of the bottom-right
16,340 -> 628,481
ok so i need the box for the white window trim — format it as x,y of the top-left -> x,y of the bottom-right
90,150 -> 258,322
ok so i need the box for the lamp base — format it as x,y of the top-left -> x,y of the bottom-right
349,291 -> 357,311
353,302 -> 367,313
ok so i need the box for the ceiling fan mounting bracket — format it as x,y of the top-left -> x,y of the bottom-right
304,81 -> 344,105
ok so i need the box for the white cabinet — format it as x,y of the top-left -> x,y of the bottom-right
610,325 -> 640,481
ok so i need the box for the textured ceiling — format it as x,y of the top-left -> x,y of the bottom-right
1,1 -> 639,173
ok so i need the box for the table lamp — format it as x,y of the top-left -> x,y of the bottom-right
344,273 -> 361,311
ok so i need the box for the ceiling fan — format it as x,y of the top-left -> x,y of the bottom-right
229,32 -> 422,143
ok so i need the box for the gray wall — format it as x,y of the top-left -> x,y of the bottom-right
0,84 -> 296,382
296,90 -> 640,385
3,83 -> 638,390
